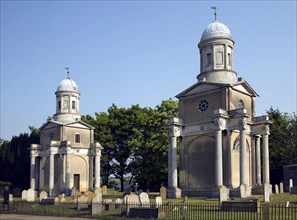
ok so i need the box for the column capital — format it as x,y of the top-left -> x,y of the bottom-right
167,118 -> 183,137
238,118 -> 249,131
30,150 -> 37,157
92,142 -> 102,156
213,118 -> 226,130
261,125 -> 270,135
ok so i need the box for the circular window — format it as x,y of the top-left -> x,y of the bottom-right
198,99 -> 208,112
239,99 -> 245,109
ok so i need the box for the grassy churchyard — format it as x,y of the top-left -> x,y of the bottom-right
0,189 -> 297,219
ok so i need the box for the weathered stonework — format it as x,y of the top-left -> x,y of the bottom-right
167,19 -> 271,198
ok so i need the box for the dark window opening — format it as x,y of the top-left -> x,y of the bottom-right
207,53 -> 212,66
75,133 -> 80,143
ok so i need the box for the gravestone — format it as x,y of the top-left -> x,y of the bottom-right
124,183 -> 131,196
71,186 -> 76,197
263,183 -> 270,202
54,197 -> 59,205
139,192 -> 150,207
289,179 -> 293,193
160,186 -> 166,200
280,182 -> 284,193
219,185 -> 228,204
39,191 -> 48,202
126,194 -> 140,216
9,194 -> 13,203
60,193 -> 66,203
275,184 -> 279,194
77,195 -> 88,210
91,196 -> 103,215
155,196 -> 162,207
95,188 -> 102,197
21,190 -> 27,201
102,185 -> 107,195
27,189 -> 35,202
115,198 -> 123,208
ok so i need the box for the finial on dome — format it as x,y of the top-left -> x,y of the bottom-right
211,6 -> 219,21
65,67 -> 70,78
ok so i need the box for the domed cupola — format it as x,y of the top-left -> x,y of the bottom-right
54,76 -> 81,123
197,20 -> 237,84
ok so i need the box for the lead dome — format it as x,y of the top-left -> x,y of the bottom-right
200,20 -> 232,42
56,77 -> 79,93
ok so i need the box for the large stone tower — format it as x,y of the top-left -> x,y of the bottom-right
167,19 -> 271,198
30,76 -> 102,196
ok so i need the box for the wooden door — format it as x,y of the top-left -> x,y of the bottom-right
74,174 -> 80,191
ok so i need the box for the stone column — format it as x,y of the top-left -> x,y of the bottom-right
167,137 -> 172,188
167,117 -> 182,199
89,155 -> 94,190
239,119 -> 248,186
255,135 -> 262,185
49,151 -> 54,196
65,147 -> 71,192
251,136 -> 256,186
30,150 -> 36,190
93,143 -> 102,189
169,133 -> 178,188
215,129 -> 223,187
262,126 -> 270,184
226,130 -> 232,187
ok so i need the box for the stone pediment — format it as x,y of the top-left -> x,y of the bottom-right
40,121 -> 63,130
176,81 -> 228,98
231,81 -> 258,97
40,120 -> 94,130
64,121 -> 94,129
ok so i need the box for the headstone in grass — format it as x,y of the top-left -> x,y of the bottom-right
126,194 -> 140,216
160,186 -> 166,200
39,191 -> 48,202
289,179 -> 293,193
21,190 -> 27,200
155,196 -> 162,207
60,193 -> 66,203
124,183 -> 131,196
9,194 -> 13,203
280,182 -> 284,193
102,185 -> 107,195
77,195 -> 88,210
115,198 -> 123,208
219,185 -> 228,204
91,196 -> 103,215
94,188 -> 102,202
95,187 -> 102,196
139,192 -> 150,207
54,197 -> 59,205
70,186 -> 76,197
26,188 -> 35,202
275,184 -> 279,194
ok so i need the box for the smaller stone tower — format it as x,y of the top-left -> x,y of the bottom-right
30,75 -> 102,196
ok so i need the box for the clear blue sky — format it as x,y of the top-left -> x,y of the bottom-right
1,1 -> 296,140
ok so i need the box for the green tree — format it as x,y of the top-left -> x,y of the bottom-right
132,98 -> 179,191
0,127 -> 40,190
82,98 -> 178,191
267,108 -> 297,185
